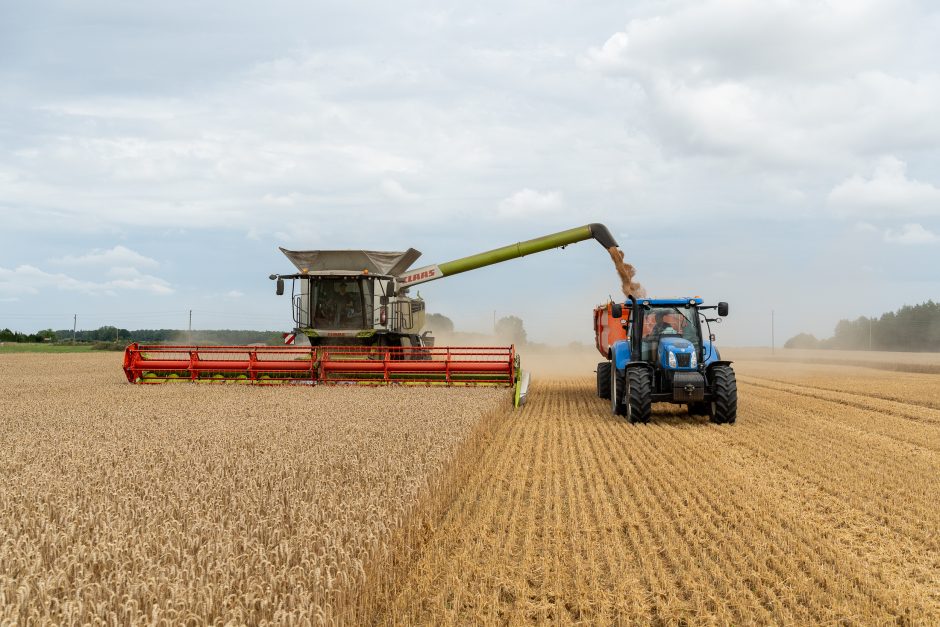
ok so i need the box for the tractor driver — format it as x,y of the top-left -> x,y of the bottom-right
650,311 -> 672,337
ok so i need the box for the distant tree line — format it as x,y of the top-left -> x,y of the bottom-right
785,301 -> 940,352
0,328 -> 57,343
0,326 -> 283,345
4,314 -> 530,347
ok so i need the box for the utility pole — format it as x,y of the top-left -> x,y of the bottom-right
869,316 -> 873,351
72,314 -> 77,344
771,309 -> 775,355
189,310 -> 192,333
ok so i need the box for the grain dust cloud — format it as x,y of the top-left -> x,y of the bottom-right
608,246 -> 645,298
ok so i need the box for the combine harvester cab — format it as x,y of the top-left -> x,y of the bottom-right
124,224 -> 619,409
594,296 -> 737,423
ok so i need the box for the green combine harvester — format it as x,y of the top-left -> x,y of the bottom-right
124,224 -> 619,408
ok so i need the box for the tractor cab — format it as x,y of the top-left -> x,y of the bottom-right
597,297 -> 737,424
639,303 -> 702,368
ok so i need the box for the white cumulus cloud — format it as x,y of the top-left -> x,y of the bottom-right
497,189 -> 564,218
0,265 -> 172,296
380,178 -> 421,203
582,2 -> 940,166
884,223 -> 939,245
50,245 -> 159,268
828,156 -> 940,218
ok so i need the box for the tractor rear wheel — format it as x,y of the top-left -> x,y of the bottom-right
611,366 -> 627,416
597,362 -> 611,399
709,365 -> 738,424
627,367 -> 652,424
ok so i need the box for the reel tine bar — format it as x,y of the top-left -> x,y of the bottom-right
123,343 -> 515,386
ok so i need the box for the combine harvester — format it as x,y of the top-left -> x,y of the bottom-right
594,296 -> 737,423
124,224 -> 619,407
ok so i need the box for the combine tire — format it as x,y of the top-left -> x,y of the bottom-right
709,365 -> 738,424
597,362 -> 611,399
626,367 -> 652,424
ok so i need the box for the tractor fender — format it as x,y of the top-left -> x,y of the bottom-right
705,360 -> 734,378
702,339 -> 721,365
611,340 -> 632,370
625,361 -> 654,375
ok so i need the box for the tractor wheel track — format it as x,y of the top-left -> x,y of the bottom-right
738,374 -> 940,424
383,376 -> 938,624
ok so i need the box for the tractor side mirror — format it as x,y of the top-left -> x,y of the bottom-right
717,302 -> 729,317
276,278 -> 285,296
611,303 -> 623,318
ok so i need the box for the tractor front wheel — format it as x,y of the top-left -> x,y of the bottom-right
709,365 -> 738,424
597,362 -> 611,399
626,367 -> 652,424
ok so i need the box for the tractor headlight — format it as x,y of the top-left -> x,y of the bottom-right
690,352 -> 698,368
667,351 -> 677,368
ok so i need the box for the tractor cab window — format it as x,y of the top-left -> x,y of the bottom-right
311,278 -> 373,329
640,306 -> 700,360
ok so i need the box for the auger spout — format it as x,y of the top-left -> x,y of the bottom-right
396,223 -> 617,290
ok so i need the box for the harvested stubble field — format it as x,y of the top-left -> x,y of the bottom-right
386,357 -> 940,625
2,352 -> 938,625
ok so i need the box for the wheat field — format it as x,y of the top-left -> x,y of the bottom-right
0,353 -> 506,624
1,352 -> 938,624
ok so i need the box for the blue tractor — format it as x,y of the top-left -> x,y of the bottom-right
595,296 -> 737,424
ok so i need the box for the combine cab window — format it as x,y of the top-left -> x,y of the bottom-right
311,278 -> 374,330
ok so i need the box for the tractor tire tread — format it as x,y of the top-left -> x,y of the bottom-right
627,367 -> 652,424
710,365 -> 738,424
597,362 -> 611,399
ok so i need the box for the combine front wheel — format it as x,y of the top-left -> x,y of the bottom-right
709,365 -> 738,424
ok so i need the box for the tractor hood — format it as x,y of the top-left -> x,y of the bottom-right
658,336 -> 697,371
279,248 -> 422,276
659,337 -> 695,352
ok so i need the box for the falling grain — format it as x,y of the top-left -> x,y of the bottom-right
607,246 -> 645,298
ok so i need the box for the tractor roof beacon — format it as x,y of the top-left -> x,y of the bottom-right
593,296 -> 737,424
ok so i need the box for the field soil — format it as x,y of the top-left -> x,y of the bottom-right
729,346 -> 940,373
2,350 -> 938,624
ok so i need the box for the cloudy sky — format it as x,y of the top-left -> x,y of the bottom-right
2,0 -> 939,346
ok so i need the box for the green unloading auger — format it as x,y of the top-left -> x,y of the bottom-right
395,223 -> 619,291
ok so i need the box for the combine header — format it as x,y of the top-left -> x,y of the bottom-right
123,223 -> 617,407
124,345 -> 518,385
